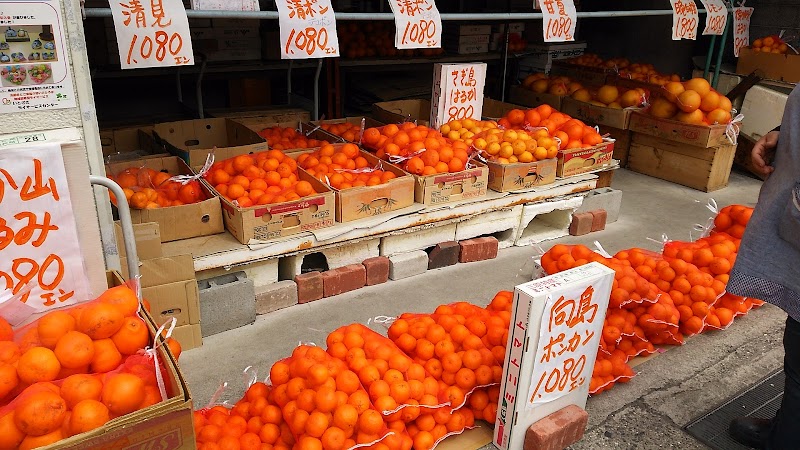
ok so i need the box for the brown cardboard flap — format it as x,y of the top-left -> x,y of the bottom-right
153,118 -> 268,167
142,280 -> 200,326
123,254 -> 196,288
508,86 -> 563,110
171,324 -> 202,351
372,99 -> 432,126
114,222 -> 162,260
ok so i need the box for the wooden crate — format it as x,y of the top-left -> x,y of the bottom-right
628,133 -> 736,192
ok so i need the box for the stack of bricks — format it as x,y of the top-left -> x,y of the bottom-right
569,209 -> 607,236
295,257 -> 390,304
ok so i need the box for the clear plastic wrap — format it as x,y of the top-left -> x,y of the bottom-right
107,156 -> 211,210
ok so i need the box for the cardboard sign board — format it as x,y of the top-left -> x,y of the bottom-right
431,63 -> 487,129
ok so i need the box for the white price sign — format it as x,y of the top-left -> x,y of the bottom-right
430,63 -> 486,129
0,144 -> 90,312
110,0 -> 194,69
699,0 -> 727,35
540,0 -> 577,42
276,0 -> 340,58
670,0 -> 699,40
733,6 -> 754,57
389,0 -> 443,49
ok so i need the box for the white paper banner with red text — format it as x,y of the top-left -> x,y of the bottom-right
110,0 -> 194,69
389,0 -> 443,49
0,143 -> 90,312
276,0 -> 340,58
670,0 -> 699,40
430,63 -> 487,129
540,0 -> 577,42
699,0 -> 728,35
733,6 -> 754,57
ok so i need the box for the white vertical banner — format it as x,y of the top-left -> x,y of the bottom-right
670,0 -> 699,40
539,0 -> 578,42
430,63 -> 486,129
109,0 -> 194,69
0,143 -> 90,312
733,6 -> 754,57
388,0 -> 443,49
275,0 -> 340,58
699,0 -> 728,35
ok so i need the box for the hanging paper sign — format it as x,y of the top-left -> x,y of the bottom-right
389,0 -> 443,49
733,6 -> 754,57
276,0 -> 340,58
109,0 -> 194,69
699,0 -> 727,35
670,0 -> 699,40
540,0 -> 577,42
0,0 -> 77,113
430,63 -> 487,129
0,143 -> 90,312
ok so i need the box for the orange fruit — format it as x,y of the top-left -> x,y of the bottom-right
0,411 -> 24,449
91,339 -> 123,373
61,374 -> 103,409
69,399 -> 110,435
18,347 -> 61,384
98,285 -> 139,317
677,90 -> 701,113
102,373 -> 146,416
54,331 -> 94,369
684,78 -> 711,98
111,316 -> 150,355
18,429 -> 64,450
14,389 -> 67,436
78,303 -> 124,340
37,311 -> 76,349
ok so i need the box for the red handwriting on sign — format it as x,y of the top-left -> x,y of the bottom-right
548,285 -> 599,332
286,26 -> 333,56
530,354 -> 587,399
282,0 -> 337,56
541,0 -> 575,41
447,67 -> 478,121
0,159 -> 59,204
119,0 -> 188,65
733,7 -> 753,56
672,0 -> 698,39
706,13 -> 725,34
397,0 -> 438,47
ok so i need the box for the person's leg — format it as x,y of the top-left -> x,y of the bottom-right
767,316 -> 800,449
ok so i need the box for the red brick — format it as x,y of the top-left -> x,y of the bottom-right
295,271 -> 323,304
569,212 -> 594,236
428,241 -> 460,269
524,405 -> 588,450
362,257 -> 389,286
459,236 -> 499,263
590,209 -> 607,232
321,269 -> 344,298
339,264 -> 366,293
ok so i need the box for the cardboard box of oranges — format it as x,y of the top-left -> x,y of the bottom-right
153,118 -> 268,168
105,156 -> 224,242
487,158 -> 557,192
508,85 -> 564,111
310,117 -> 386,144
736,46 -> 800,83
557,140 -> 616,178
628,111 -> 732,148
414,161 -> 489,205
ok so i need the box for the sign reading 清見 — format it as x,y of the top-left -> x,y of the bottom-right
0,143 -> 89,312
430,63 -> 487,129
276,0 -> 340,59
540,0 -> 577,42
110,0 -> 194,69
670,0 -> 699,40
733,6 -> 754,57
389,0 -> 443,49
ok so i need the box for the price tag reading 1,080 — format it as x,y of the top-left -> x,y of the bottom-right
276,0 -> 340,59
389,0 -> 443,49
670,0 -> 699,40
699,0 -> 727,36
540,0 -> 577,42
110,0 -> 194,69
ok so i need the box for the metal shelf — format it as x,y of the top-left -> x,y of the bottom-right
339,53 -> 502,68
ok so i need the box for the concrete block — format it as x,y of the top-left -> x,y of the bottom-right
454,205 -> 523,249
380,223 -> 457,256
459,237 -> 499,263
575,187 -> 622,223
339,264 -> 366,294
255,280 -> 298,315
295,271 -> 323,304
427,241 -> 460,270
389,250 -> 428,280
524,405 -> 588,450
322,269 -> 344,298
197,271 -> 255,338
590,209 -> 607,232
196,258 -> 279,290
515,196 -> 583,246
278,238 -> 380,281
362,257 -> 389,286
569,212 -> 594,236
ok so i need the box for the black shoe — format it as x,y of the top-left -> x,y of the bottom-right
729,417 -> 771,449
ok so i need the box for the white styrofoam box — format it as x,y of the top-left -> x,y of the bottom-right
525,42 -> 587,59
740,85 -> 789,140
196,258 -> 279,290
380,223 -> 458,256
454,205 -> 523,249
451,43 -> 490,55
514,197 -> 583,246
494,262 -> 614,450
278,238 -> 381,281
192,0 -> 259,11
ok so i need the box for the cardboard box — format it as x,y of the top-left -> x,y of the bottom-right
628,111 -> 734,148
560,96 -> 637,130
487,158 -> 557,192
114,222 -> 162,260
209,173 -> 335,244
122,253 -> 196,287
171,324 -> 203,351
99,126 -> 168,162
105,156 -> 225,242
597,125 -> 632,167
447,42 -> 490,55
414,162 -> 489,205
372,99 -> 432,127
310,117 -> 386,143
481,98 -> 527,120
206,107 -> 311,123
549,60 -> 611,86
154,118 -> 267,168
509,86 -> 563,110
121,254 -> 201,327
494,263 -> 613,450
447,24 -> 492,36
736,47 -> 800,83
627,133 -> 736,192
557,141 -> 615,178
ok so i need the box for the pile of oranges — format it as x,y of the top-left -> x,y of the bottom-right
570,84 -> 648,110
564,54 -> 680,85
337,22 -> 444,59
471,128 -> 557,164
750,35 -> 794,54
498,105 -> 605,150
259,126 -> 331,151
297,143 -> 398,190
649,77 -> 734,125
109,167 -> 206,210
521,73 -> 583,97
205,151 -> 319,208
361,123 -> 472,176
438,119 -> 497,143
0,286 -> 178,449
319,122 -> 363,143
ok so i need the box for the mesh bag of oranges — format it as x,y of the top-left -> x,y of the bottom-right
259,126 -> 332,151
497,105 -> 606,151
319,120 -> 366,144
360,123 -> 474,176
205,150 -> 321,208
296,143 -> 399,190
107,163 -> 208,210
